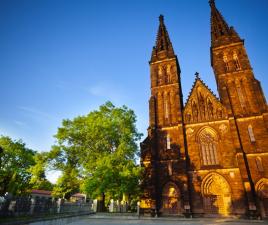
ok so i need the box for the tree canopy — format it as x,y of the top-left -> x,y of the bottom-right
0,136 -> 35,195
49,101 -> 142,201
28,152 -> 53,191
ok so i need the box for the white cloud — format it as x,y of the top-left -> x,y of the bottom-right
18,106 -> 55,120
87,83 -> 125,105
14,120 -> 27,127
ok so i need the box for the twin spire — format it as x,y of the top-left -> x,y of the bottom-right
151,0 -> 242,60
150,15 -> 175,63
209,0 -> 242,47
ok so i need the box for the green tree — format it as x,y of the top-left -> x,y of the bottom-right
51,167 -> 80,199
49,101 -> 142,204
0,136 -> 35,195
28,152 -> 53,191
84,153 -> 141,204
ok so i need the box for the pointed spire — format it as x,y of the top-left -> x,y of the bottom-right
210,0 -> 242,47
150,15 -> 175,63
195,72 -> 200,79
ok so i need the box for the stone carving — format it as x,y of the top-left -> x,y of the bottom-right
199,94 -> 205,118
185,113 -> 191,123
219,124 -> 227,134
208,99 -> 213,117
192,101 -> 198,121
186,128 -> 194,136
184,79 -> 227,123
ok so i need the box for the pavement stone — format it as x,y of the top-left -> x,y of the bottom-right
67,215 -> 268,225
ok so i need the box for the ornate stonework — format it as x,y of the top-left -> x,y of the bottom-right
184,75 -> 228,124
140,1 -> 268,219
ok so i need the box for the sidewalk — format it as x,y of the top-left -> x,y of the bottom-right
88,213 -> 266,223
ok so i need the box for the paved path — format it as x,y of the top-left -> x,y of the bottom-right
67,215 -> 268,225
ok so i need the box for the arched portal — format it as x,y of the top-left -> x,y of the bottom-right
201,173 -> 232,216
161,182 -> 181,214
256,178 -> 268,218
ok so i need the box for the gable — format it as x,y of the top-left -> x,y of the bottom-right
184,78 -> 228,124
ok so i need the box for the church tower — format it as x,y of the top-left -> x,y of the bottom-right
140,15 -> 190,216
209,0 -> 267,116
149,14 -> 183,127
209,0 -> 268,218
140,1 -> 268,218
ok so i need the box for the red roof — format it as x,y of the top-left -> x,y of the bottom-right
31,189 -> 51,195
71,193 -> 85,197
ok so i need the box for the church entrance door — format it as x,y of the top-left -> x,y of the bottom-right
202,173 -> 232,216
161,182 -> 181,215
256,178 -> 268,218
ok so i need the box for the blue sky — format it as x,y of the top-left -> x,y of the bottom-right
1,0 -> 268,154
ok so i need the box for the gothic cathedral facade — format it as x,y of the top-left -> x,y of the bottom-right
140,0 -> 268,218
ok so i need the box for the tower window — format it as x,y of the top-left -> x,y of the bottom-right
248,125 -> 256,143
237,85 -> 246,109
233,52 -> 241,70
167,134 -> 171,150
164,100 -> 169,119
256,157 -> 264,172
168,162 -> 172,175
158,66 -> 164,85
223,54 -> 230,72
164,93 -> 170,121
158,66 -> 163,75
166,65 -> 172,83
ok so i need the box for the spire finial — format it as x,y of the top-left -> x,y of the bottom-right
209,0 -> 215,7
195,72 -> 200,78
159,14 -> 164,24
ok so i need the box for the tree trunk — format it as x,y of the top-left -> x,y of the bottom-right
101,192 -> 105,212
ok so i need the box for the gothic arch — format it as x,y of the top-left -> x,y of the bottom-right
201,172 -> 232,215
255,178 -> 268,218
161,182 -> 182,214
196,127 -> 220,166
255,178 -> 268,198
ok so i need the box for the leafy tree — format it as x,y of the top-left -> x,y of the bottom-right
51,167 -> 80,198
49,101 -> 142,204
84,153 -> 141,204
0,136 -> 35,196
28,152 -> 53,191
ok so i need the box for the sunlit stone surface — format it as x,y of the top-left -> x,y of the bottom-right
140,0 -> 268,219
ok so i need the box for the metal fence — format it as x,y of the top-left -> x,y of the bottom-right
0,195 -> 92,218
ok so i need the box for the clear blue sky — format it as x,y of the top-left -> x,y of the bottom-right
1,0 -> 268,152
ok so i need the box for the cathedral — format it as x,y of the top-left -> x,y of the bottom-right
140,0 -> 268,218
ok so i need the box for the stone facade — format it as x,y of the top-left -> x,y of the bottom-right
140,0 -> 268,219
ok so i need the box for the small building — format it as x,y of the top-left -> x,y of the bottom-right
30,190 -> 52,199
70,193 -> 86,203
